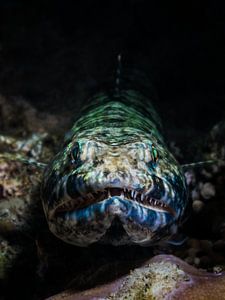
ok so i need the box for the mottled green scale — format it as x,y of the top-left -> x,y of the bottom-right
67,90 -> 163,145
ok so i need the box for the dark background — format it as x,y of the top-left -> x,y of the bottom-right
0,0 -> 225,139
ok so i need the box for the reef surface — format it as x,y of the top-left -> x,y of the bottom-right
47,255 -> 225,300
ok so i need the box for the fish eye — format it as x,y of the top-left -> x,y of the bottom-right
71,142 -> 80,163
152,145 -> 159,163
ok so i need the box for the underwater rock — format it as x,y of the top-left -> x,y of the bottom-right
0,95 -> 68,136
0,98 -> 58,284
0,237 -> 21,280
192,199 -> 204,213
46,255 -> 225,300
0,157 -> 42,234
200,182 -> 216,200
184,170 -> 196,186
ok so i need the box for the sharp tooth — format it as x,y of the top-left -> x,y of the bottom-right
141,194 -> 144,201
131,190 -> 134,198
120,191 -> 124,199
108,189 -> 111,198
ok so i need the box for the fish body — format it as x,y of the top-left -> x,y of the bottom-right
41,88 -> 188,246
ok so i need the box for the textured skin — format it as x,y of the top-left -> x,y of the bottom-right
41,89 -> 188,246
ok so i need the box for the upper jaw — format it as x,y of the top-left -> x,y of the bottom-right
51,187 -> 177,219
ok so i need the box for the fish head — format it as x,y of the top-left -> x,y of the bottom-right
41,132 -> 188,246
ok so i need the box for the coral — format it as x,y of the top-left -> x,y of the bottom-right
46,255 -> 225,300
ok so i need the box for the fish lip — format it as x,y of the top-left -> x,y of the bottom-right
51,190 -> 177,219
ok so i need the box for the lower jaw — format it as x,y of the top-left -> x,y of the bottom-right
48,197 -> 176,246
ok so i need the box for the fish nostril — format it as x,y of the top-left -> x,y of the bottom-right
110,178 -> 121,185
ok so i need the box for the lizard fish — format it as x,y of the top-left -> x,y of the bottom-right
41,65 -> 188,247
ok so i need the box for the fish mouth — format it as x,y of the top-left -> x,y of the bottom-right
52,187 -> 176,218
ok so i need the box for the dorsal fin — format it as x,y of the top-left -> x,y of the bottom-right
115,53 -> 122,93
